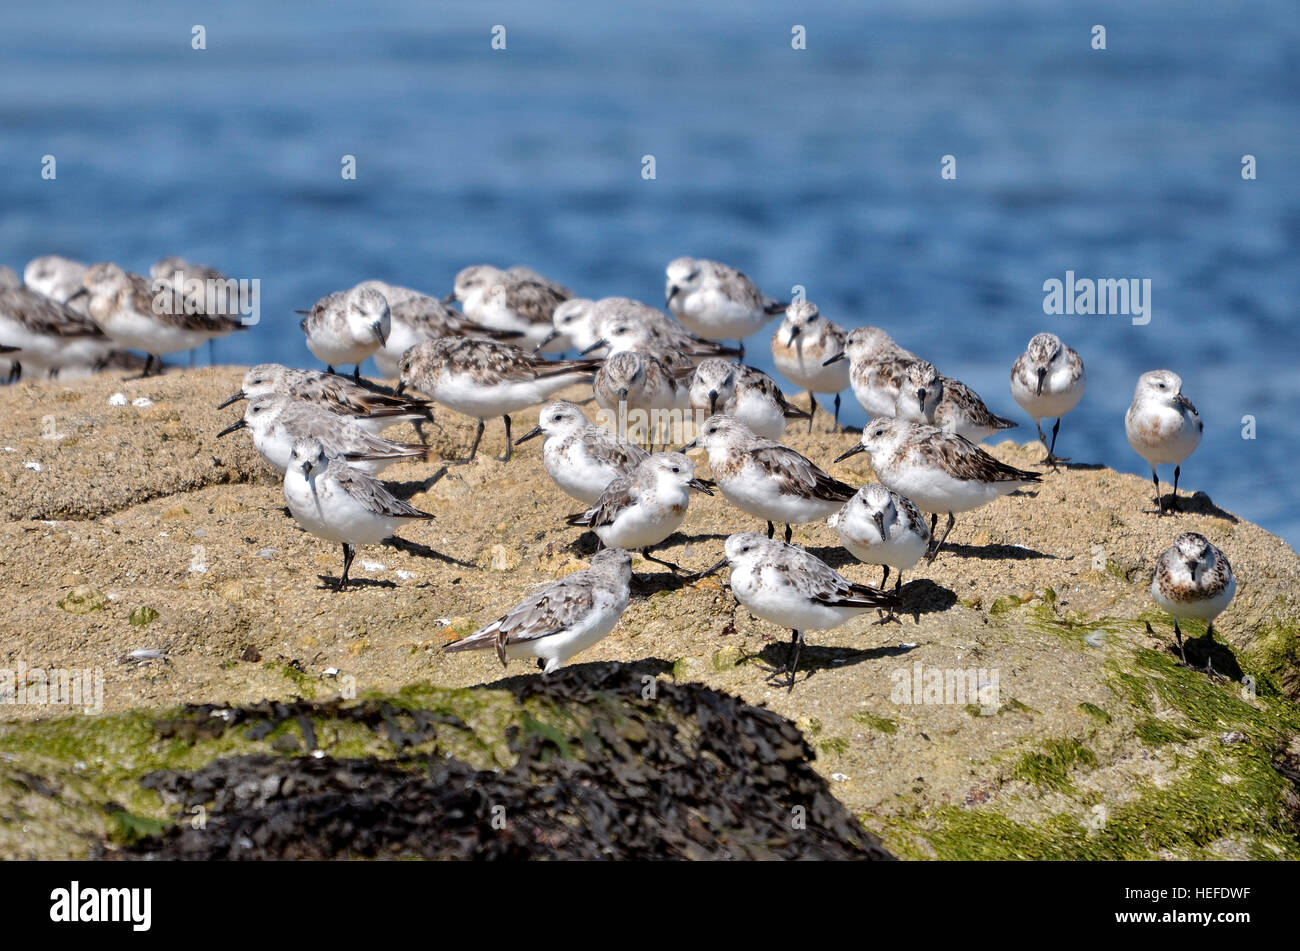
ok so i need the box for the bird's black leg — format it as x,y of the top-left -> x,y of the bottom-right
807,393 -> 819,434
498,415 -> 513,463
1170,465 -> 1181,514
926,512 -> 956,563
785,630 -> 802,692
880,565 -> 890,589
459,419 -> 486,464
833,392 -> 842,431
1048,418 -> 1062,459
737,340 -> 745,358
1151,468 -> 1163,516
326,365 -> 335,375
641,545 -> 685,574
353,364 -> 362,381
767,521 -> 776,539
337,543 -> 356,592
784,524 -> 793,544
1174,619 -> 1185,664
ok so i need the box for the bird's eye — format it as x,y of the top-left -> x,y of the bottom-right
670,466 -> 680,473
873,428 -> 884,437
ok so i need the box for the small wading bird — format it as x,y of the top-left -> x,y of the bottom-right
444,548 -> 633,673
1010,332 -> 1086,466
770,300 -> 851,432
564,452 -> 714,574
282,438 -> 459,592
298,284 -> 391,379
72,261 -> 247,376
893,360 -> 1017,444
218,363 -> 432,434
397,337 -> 600,463
828,483 -> 931,619
1125,370 -> 1202,516
701,532 -> 896,691
684,414 -> 855,543
688,358 -> 810,440
515,400 -> 649,505
664,257 -> 787,353
824,326 -> 919,420
1150,532 -> 1235,673
835,417 -> 1041,563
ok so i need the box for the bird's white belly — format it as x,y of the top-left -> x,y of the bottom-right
878,462 -> 1016,514
774,347 -> 849,395
101,308 -> 214,355
1151,575 -> 1235,622
432,372 -> 568,418
284,474 -> 398,545
730,393 -> 786,440
718,464 -> 843,523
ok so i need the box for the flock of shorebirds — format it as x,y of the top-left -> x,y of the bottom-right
2,254 -> 1234,689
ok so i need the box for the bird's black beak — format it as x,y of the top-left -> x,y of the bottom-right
823,351 -> 846,366
873,511 -> 886,538
534,329 -> 560,353
300,460 -> 313,476
708,390 -> 718,415
294,308 -> 310,316
516,425 -> 544,445
916,388 -> 927,407
580,339 -> 608,356
394,381 -> 406,396
788,325 -> 801,347
833,443 -> 866,464
680,438 -> 698,452
618,387 -> 629,403
216,391 -> 246,410
666,284 -> 679,305
216,418 -> 246,438
441,292 -> 456,305
371,321 -> 387,346
687,478 -> 714,495
67,287 -> 89,302
1036,366 -> 1046,397
1185,559 -> 1198,574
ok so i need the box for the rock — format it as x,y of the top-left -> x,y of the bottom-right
0,367 -> 1297,860
57,585 -> 108,614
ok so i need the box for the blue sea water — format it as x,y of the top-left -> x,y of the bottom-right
1,1 -> 1296,546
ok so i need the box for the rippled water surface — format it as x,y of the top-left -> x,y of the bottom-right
2,1 -> 1296,544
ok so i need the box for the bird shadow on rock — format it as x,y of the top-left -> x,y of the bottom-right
314,574 -> 397,592
747,640 -> 920,685
385,466 -> 451,500
941,541 -> 1057,561
1168,635 -> 1246,682
1149,491 -> 1239,524
896,578 -> 958,618
630,567 -> 717,598
802,545 -> 862,572
478,657 -> 675,692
